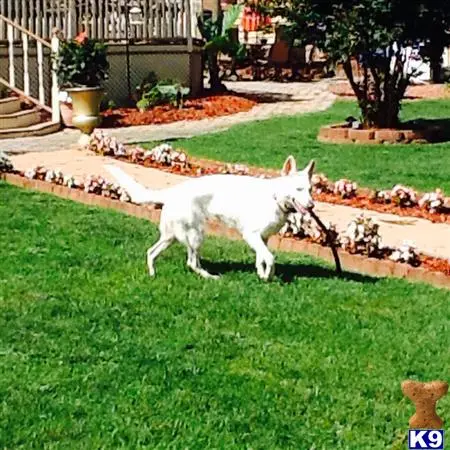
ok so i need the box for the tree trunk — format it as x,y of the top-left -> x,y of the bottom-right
346,55 -> 406,129
207,51 -> 226,91
427,41 -> 444,84
430,59 -> 442,84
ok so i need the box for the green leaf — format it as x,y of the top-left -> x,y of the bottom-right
221,4 -> 243,35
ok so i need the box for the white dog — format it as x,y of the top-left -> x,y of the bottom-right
105,156 -> 315,280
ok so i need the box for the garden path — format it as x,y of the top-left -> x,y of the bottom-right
10,148 -> 450,261
2,81 -> 335,154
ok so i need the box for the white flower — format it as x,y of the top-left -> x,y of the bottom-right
131,147 -> 145,162
25,167 -> 37,179
223,163 -> 250,175
63,174 -> 77,188
311,173 -> 331,193
45,170 -> 56,183
143,143 -> 189,167
53,169 -> 64,184
84,175 -> 103,193
418,189 -> 444,213
341,214 -> 382,256
116,143 -> 127,156
373,190 -> 391,203
334,179 -> 358,198
389,241 -> 420,265
391,184 -> 418,207
87,130 -> 128,157
119,188 -> 131,203
0,152 -> 14,173
281,211 -> 338,245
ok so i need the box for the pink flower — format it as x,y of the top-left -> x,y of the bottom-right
75,31 -> 88,44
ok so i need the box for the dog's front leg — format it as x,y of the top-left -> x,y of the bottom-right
243,232 -> 275,281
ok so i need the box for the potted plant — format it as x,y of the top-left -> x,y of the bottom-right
54,31 -> 109,135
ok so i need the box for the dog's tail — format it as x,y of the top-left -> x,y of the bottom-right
104,165 -> 166,205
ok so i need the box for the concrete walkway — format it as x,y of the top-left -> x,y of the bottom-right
10,148 -> 450,261
2,81 -> 335,154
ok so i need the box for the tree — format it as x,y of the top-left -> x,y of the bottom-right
255,0 -> 450,128
197,5 -> 246,91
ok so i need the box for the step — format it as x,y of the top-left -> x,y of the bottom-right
0,97 -> 21,115
0,121 -> 60,139
0,108 -> 41,129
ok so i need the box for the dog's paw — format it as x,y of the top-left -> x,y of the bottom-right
203,272 -> 220,280
209,274 -> 221,280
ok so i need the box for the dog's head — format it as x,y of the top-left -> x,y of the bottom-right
275,156 -> 315,214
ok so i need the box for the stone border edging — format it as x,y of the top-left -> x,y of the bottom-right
318,123 -> 441,144
3,173 -> 449,290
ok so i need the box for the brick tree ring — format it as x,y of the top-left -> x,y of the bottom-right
318,123 -> 444,144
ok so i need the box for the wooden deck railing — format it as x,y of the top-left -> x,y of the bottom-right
0,0 -> 201,42
0,15 -> 60,122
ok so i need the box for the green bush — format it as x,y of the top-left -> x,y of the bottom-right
54,32 -> 109,88
136,78 -> 190,111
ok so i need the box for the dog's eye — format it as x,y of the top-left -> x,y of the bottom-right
296,187 -> 304,192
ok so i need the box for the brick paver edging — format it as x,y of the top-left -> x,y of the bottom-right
3,173 -> 449,290
318,123 -> 443,144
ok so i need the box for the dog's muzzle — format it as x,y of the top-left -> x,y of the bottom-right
275,196 -> 314,215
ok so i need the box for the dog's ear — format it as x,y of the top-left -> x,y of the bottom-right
303,159 -> 315,180
281,155 -> 297,176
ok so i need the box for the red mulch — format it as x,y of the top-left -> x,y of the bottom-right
315,192 -> 450,224
422,256 -> 450,276
101,95 -> 257,127
330,82 -> 450,99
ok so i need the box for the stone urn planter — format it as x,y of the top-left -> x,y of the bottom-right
53,31 -> 109,144
66,86 -> 104,134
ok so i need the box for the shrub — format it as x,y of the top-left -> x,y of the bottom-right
54,32 -> 109,88
137,79 -> 190,110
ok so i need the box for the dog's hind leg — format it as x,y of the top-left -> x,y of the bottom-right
185,228 -> 220,280
147,214 -> 175,277
243,232 -> 275,281
147,234 -> 174,277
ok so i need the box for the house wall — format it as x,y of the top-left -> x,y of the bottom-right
202,0 -> 220,18
0,42 -> 203,107
105,43 -> 203,104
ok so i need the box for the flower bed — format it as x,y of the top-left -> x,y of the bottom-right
1,149 -> 449,287
86,131 -> 450,224
2,170 -> 449,289
100,95 -> 257,127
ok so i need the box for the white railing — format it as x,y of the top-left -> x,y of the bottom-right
0,15 -> 60,123
0,0 -> 201,41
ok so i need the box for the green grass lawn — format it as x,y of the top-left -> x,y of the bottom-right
1,182 -> 449,449
142,99 -> 450,193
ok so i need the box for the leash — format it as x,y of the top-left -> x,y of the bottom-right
309,209 -> 342,275
275,196 -> 342,275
